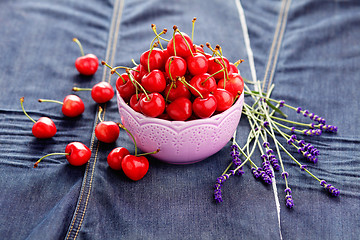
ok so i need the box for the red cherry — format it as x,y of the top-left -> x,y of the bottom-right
166,97 -> 192,121
217,73 -> 244,97
213,88 -> 234,112
90,82 -> 114,104
107,147 -> 130,170
167,32 -> 194,58
95,121 -> 120,143
38,94 -> 85,118
65,142 -> 92,166
186,53 -> 208,76
192,93 -> 217,119
228,63 -> 239,74
34,141 -> 91,168
165,56 -> 187,79
163,80 -> 191,102
121,155 -> 149,181
207,56 -> 230,80
116,73 -> 136,103
129,93 -> 146,112
73,38 -> 98,75
31,117 -> 57,139
141,69 -> 166,93
194,44 -> 205,53
139,92 -> 165,118
189,73 -> 217,97
130,64 -> 147,82
140,47 -> 167,72
62,95 -> 85,117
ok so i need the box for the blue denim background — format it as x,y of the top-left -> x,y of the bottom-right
0,0 -> 359,239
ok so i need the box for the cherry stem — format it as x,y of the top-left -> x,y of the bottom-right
203,68 -> 225,84
72,87 -> 92,92
165,80 -> 175,103
176,29 -> 194,57
131,59 -> 139,66
34,152 -> 69,168
234,59 -> 245,67
73,38 -> 84,56
151,24 -> 165,50
178,76 -> 203,99
118,123 -> 138,156
20,97 -> 36,123
98,106 -> 104,122
168,57 -> 175,81
102,61 -> 125,83
172,25 -> 177,56
136,148 -> 160,157
38,99 -> 64,105
126,70 -> 149,101
191,17 -> 197,42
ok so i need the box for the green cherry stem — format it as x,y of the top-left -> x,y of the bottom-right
34,152 -> 69,168
72,87 -> 92,92
20,97 -> 36,123
118,123 -> 138,156
191,17 -> 196,42
101,61 -> 125,83
98,106 -> 104,122
72,38 -> 85,56
38,98 -> 63,105
172,25 -> 177,56
137,148 -> 160,157
178,76 -> 203,98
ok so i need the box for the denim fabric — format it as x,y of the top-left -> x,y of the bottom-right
0,0 -> 359,239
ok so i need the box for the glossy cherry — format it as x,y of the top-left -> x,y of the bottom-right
165,56 -> 187,79
192,93 -> 217,119
38,94 -> 85,118
189,73 -> 217,97
163,80 -> 191,102
20,97 -> 57,139
116,73 -> 136,102
213,88 -> 234,112
33,141 -> 91,168
130,64 -> 147,83
166,97 -> 192,121
217,72 -> 244,97
107,147 -> 130,170
141,69 -> 166,93
186,53 -> 208,76
73,38 -> 98,76
167,31 -> 194,58
140,47 -> 167,72
94,107 -> 120,143
91,82 -> 114,103
139,92 -> 165,118
207,56 -> 230,80
129,93 -> 146,112
121,155 -> 149,181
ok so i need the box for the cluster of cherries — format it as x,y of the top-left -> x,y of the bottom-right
113,22 -> 244,121
21,38 -> 154,181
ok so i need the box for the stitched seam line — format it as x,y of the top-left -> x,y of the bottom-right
262,0 -> 292,93
65,0 -> 124,239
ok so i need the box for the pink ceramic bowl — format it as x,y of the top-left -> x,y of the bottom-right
117,91 -> 244,164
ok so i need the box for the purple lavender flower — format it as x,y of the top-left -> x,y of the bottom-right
214,173 -> 231,203
320,180 -> 340,197
251,167 -> 261,179
279,100 -> 285,107
287,134 -> 297,145
319,124 -> 338,133
263,121 -> 269,127
281,171 -> 289,179
262,160 -> 274,178
263,141 -> 270,148
230,144 -> 244,175
268,154 -> 280,171
285,194 -> 294,208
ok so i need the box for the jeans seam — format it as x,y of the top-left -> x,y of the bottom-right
65,0 -> 125,239
262,0 -> 292,93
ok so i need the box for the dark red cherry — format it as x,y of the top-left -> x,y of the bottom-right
73,38 -> 98,76
217,73 -> 244,97
129,93 -> 146,112
91,82 -> 114,104
213,88 -> 234,112
207,56 -> 230,80
189,73 -> 217,97
163,80 -> 191,102
192,93 -> 217,119
65,142 -> 92,166
166,97 -> 192,121
165,56 -> 187,79
130,64 -> 147,83
167,32 -> 194,58
116,74 -> 136,102
186,53 -> 208,76
139,93 -> 165,118
31,117 -> 57,139
121,155 -> 149,181
140,47 -> 167,72
62,95 -> 85,117
107,147 -> 130,171
141,69 -> 167,93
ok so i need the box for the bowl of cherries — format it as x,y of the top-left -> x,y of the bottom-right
113,24 -> 245,164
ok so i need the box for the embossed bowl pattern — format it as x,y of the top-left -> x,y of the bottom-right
117,91 -> 244,164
